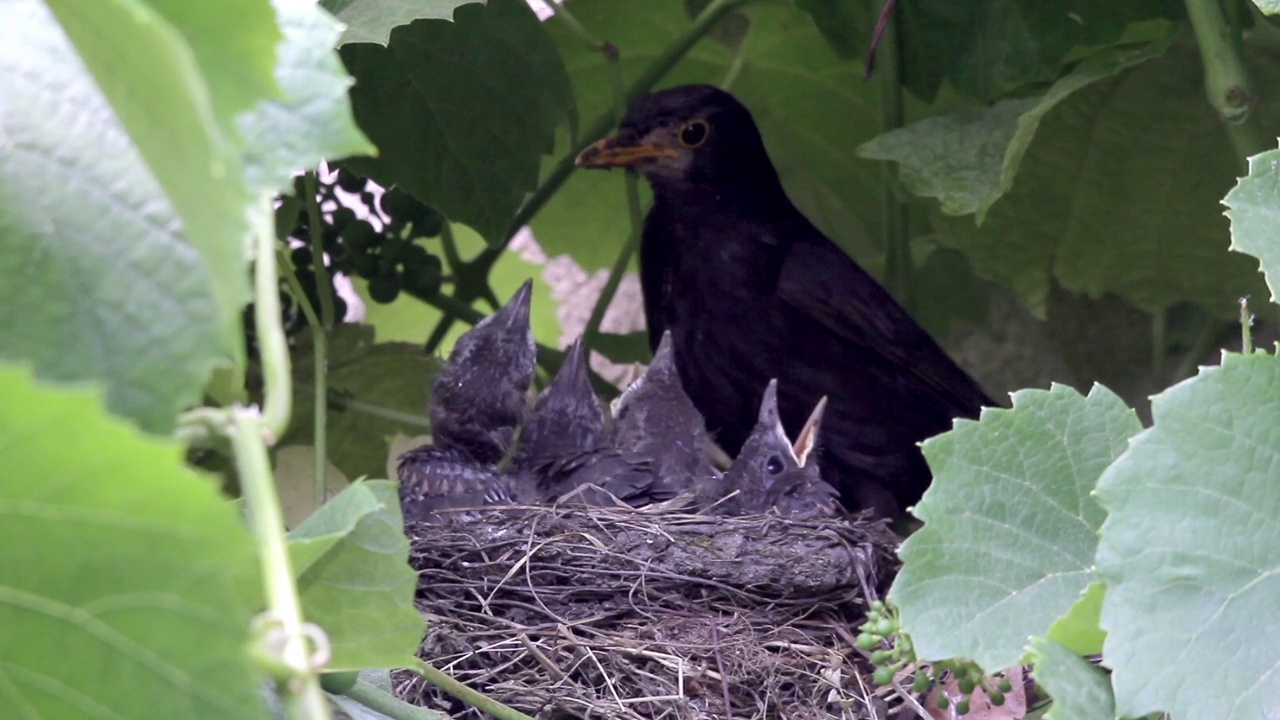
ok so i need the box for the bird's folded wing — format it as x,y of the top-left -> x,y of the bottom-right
775,238 -> 994,416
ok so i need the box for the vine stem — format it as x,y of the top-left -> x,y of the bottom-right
303,172 -> 333,510
245,200 -> 329,719
1152,308 -> 1167,379
875,7 -> 912,309
337,398 -> 434,429
411,659 -> 536,720
233,408 -> 331,720
256,201 -> 293,441
1184,0 -> 1267,170
340,679 -> 444,720
1240,297 -> 1254,354
581,14 -> 646,344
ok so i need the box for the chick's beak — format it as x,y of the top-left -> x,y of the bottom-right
575,135 -> 679,168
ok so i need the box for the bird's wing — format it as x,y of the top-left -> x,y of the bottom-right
639,206 -> 675,349
396,444 -> 513,522
775,235 -> 994,417
535,450 -> 665,507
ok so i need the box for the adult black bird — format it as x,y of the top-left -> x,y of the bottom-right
611,331 -> 721,503
721,380 -> 839,520
397,281 -> 536,522
515,336 -> 667,507
576,85 -> 993,520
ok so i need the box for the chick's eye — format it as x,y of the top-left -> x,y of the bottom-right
765,455 -> 784,475
679,120 -> 709,148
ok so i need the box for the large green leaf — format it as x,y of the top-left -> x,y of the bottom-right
289,481 -> 424,669
239,0 -> 376,194
0,1 -> 227,433
321,0 -> 484,45
931,39 -> 1276,316
1027,636 -> 1115,720
110,0 -> 282,126
891,383 -> 1141,671
42,0 -> 279,359
284,325 -> 438,480
0,364 -> 264,719
860,38 -> 1171,222
539,0 -> 882,271
341,0 -> 574,245
1224,143 -> 1280,302
1095,352 -> 1280,720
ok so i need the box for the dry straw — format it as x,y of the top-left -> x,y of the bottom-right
395,496 -> 904,719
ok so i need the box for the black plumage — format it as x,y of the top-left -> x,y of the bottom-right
397,281 -> 536,521
721,380 -> 839,519
576,85 -> 993,519
516,336 -> 667,507
611,330 -> 721,503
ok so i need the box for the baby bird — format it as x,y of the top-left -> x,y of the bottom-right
516,336 -> 667,507
612,331 -> 721,503
397,281 -> 536,522
722,380 -> 840,519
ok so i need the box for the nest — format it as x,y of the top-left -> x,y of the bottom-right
394,497 -> 904,719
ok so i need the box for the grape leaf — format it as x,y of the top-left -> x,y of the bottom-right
0,363 -> 264,719
930,39 -> 1276,316
289,481 -> 424,669
539,0 -> 882,270
239,0 -> 376,194
42,0 -> 279,360
1095,351 -> 1280,720
1224,143 -> 1280,303
1027,636 -> 1115,720
860,38 -> 1171,222
273,445 -> 353,528
1044,580 -> 1106,656
284,325 -> 438,481
0,2 -> 228,432
796,0 -> 1183,102
912,0 -> 1181,102
320,0 -> 484,46
341,0 -> 574,245
891,383 -> 1141,671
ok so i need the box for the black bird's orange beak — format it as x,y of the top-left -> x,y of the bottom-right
575,135 -> 679,168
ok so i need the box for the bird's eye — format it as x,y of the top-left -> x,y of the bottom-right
679,119 -> 710,148
765,455 -> 784,475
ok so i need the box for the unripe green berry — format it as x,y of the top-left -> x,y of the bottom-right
872,665 -> 895,686
855,633 -> 880,650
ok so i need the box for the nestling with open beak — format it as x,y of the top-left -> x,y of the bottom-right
721,380 -> 839,519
